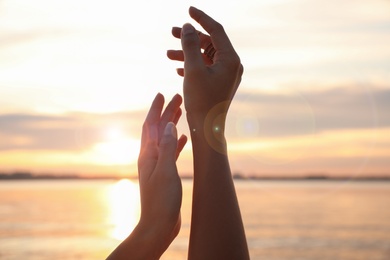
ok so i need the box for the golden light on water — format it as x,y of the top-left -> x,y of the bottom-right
108,179 -> 140,240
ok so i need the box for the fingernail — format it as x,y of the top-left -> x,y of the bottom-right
182,23 -> 195,36
164,122 -> 177,138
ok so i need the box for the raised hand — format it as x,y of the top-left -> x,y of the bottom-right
107,93 -> 187,260
138,93 -> 187,246
167,7 -> 249,260
167,6 -> 244,120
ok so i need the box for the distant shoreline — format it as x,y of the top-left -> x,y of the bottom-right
1,172 -> 390,181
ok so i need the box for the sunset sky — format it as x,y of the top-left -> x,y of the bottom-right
0,0 -> 389,178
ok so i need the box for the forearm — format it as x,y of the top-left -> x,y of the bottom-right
107,222 -> 170,260
187,113 -> 249,260
107,95 -> 185,260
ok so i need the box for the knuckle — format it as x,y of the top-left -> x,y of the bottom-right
233,52 -> 241,64
227,55 -> 242,71
214,22 -> 224,33
238,63 -> 244,77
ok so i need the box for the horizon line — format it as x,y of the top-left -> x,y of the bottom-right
1,172 -> 390,181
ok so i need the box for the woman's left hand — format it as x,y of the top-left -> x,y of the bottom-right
107,93 -> 187,260
137,93 -> 187,248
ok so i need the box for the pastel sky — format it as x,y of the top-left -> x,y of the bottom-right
0,0 -> 389,177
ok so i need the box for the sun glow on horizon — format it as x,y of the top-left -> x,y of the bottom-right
91,127 -> 140,166
0,0 -> 389,177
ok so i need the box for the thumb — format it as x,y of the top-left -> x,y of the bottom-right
158,122 -> 178,164
181,23 -> 203,72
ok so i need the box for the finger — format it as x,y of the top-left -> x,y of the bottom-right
181,23 -> 204,72
158,122 -> 178,165
159,94 -> 182,141
141,93 -> 164,153
171,26 -> 214,65
198,31 -> 213,50
167,50 -> 184,62
172,107 -> 182,125
189,6 -> 235,54
172,54 -> 211,66
138,123 -> 158,180
172,27 -> 212,51
197,32 -> 216,64
144,93 -> 164,124
176,134 -> 188,160
176,68 -> 184,77
172,27 -> 182,39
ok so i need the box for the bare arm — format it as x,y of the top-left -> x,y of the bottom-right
167,7 -> 249,259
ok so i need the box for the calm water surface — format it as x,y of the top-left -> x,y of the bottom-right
1,180 -> 389,259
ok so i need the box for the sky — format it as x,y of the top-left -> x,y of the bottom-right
0,0 -> 389,178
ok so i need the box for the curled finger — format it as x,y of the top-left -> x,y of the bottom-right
176,68 -> 184,77
167,50 -> 184,62
172,27 -> 212,50
189,6 -> 236,56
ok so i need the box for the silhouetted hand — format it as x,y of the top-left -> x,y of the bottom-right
167,6 -> 243,121
167,7 -> 250,260
107,93 -> 187,260
138,93 -> 187,248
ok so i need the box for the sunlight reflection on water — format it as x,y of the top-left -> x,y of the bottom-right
1,180 -> 390,259
107,179 -> 140,240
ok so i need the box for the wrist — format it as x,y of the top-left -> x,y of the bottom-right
187,111 -> 227,155
107,222 -> 165,260
126,221 -> 175,259
186,99 -> 230,126
137,215 -> 178,241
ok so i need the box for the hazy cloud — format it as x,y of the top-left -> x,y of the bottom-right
227,85 -> 389,139
0,111 -> 145,151
1,85 -> 389,151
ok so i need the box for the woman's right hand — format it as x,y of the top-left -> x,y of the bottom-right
167,6 -> 243,121
167,8 -> 250,260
